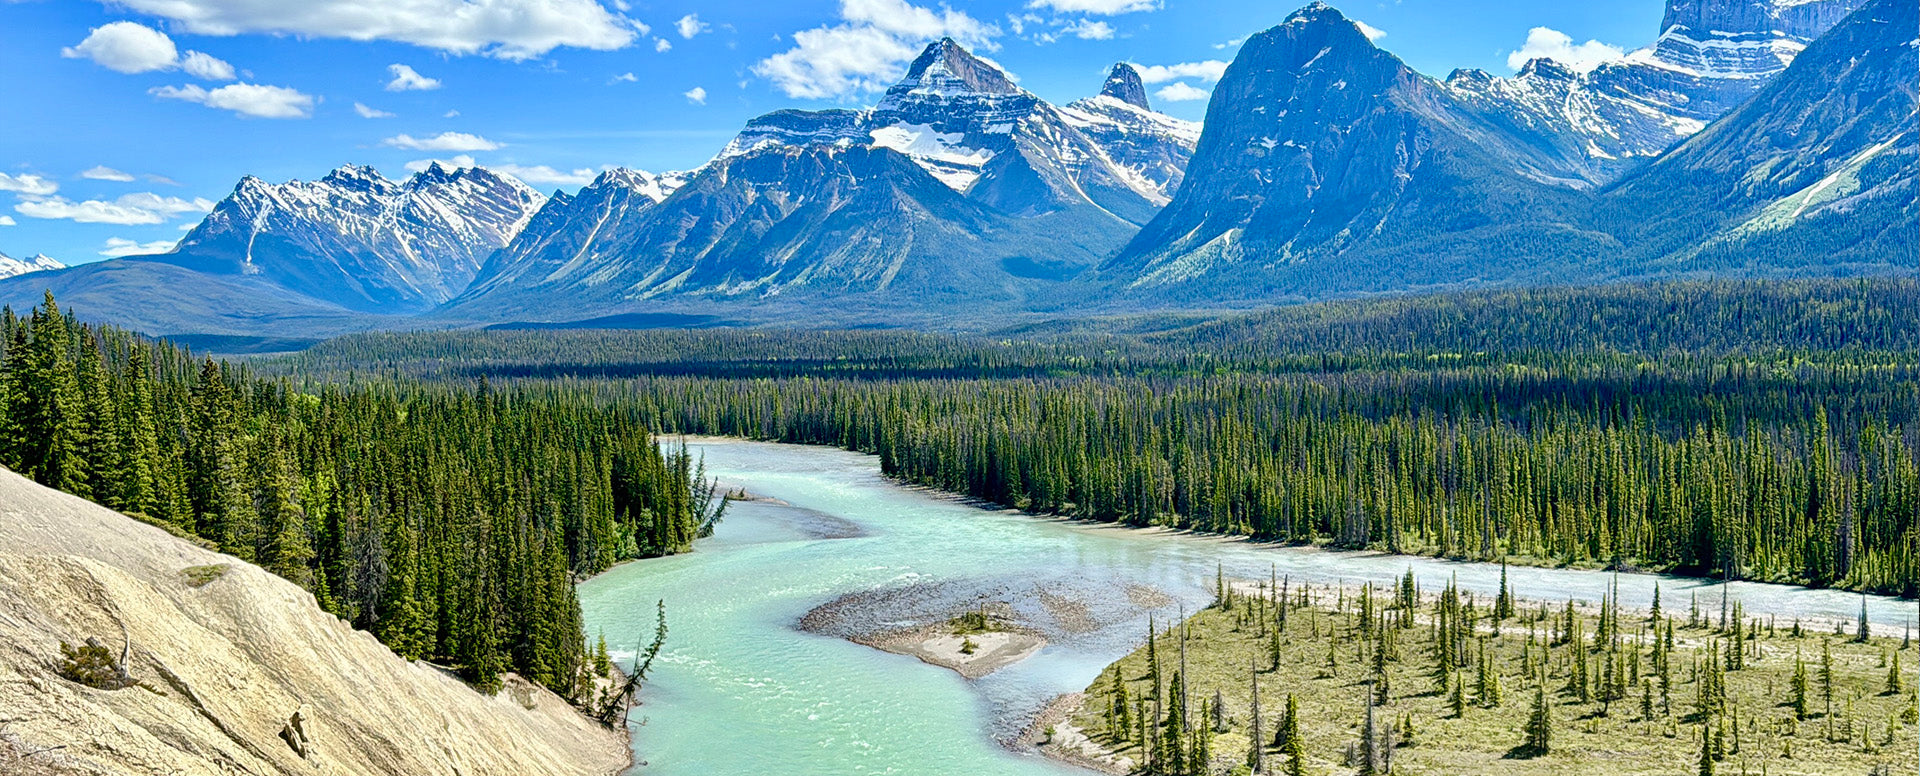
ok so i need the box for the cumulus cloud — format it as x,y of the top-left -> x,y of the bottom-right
1153,82 -> 1209,102
0,173 -> 60,197
1062,19 -> 1115,40
61,22 -> 177,74
1506,27 -> 1625,73
1027,0 -> 1158,13
81,166 -> 137,182
382,132 -> 503,151
152,82 -> 316,118
386,64 -> 442,91
16,193 -> 213,225
1133,60 -> 1227,84
683,86 -> 708,104
654,38 -> 673,52
108,0 -> 637,60
755,0 -> 998,100
100,237 -> 179,257
676,14 -> 710,39
354,102 -> 396,118
61,22 -> 236,80
1353,20 -> 1386,42
0,216 -> 15,226
180,50 -> 237,80
610,72 -> 638,83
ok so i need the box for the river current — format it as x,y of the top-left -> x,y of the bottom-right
578,438 -> 1915,775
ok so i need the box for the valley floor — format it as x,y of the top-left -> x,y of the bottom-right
1049,579 -> 1918,775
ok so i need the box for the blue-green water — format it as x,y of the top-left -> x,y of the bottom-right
578,438 -> 1916,775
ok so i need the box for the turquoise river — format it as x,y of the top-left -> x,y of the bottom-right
577,438 -> 1916,776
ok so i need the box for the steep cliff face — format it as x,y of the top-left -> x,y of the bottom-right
1102,3 -> 1603,299
1445,0 -> 1869,183
716,39 -> 1174,225
1059,63 -> 1202,199
0,467 -> 628,776
1602,0 -> 1918,272
159,163 -> 545,313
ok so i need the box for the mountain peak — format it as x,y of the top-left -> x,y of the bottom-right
1286,1 -> 1346,26
886,38 -> 1022,101
1101,63 -> 1151,109
0,252 -> 64,280
1661,0 -> 1869,42
322,163 -> 387,187
1515,57 -> 1578,81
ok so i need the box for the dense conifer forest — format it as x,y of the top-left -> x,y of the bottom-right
0,293 -> 717,697
287,279 -> 1920,598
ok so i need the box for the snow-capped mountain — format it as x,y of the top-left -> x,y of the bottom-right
1060,64 -> 1203,199
442,140 -> 1129,325
1603,0 -> 1917,272
0,252 -> 65,280
1103,3 -> 1601,297
716,39 -> 1191,226
445,45 -> 1195,325
157,163 -> 545,312
452,167 -> 691,305
1445,0 -> 1868,184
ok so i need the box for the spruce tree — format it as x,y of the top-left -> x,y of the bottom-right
1789,651 -> 1810,720
1522,682 -> 1552,755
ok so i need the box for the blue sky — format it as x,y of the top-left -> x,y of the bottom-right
0,0 -> 1664,266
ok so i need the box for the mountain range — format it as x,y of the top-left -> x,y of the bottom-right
0,252 -> 63,280
1,0 -> 1911,341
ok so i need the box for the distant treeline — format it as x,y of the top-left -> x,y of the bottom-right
288,279 -> 1920,597
0,293 -> 717,696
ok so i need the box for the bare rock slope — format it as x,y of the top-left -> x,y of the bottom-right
0,467 -> 627,776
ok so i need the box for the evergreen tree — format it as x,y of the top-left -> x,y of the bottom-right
1522,682 -> 1552,756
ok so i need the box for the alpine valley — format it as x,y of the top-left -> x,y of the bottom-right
2,0 -> 1912,342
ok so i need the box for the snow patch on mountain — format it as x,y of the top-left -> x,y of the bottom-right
714,43 -> 1196,222
1445,0 -> 1868,182
168,163 -> 546,311
0,252 -> 64,280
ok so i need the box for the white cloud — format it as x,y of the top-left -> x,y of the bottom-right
0,173 -> 60,197
610,72 -> 638,83
444,109 -> 461,118
62,21 -> 177,74
61,22 -> 237,81
1026,0 -> 1158,13
683,86 -> 708,104
100,237 -> 179,257
16,193 -> 212,226
1353,20 -> 1386,42
1062,19 -> 1114,40
1506,27 -> 1625,73
755,0 -> 998,100
1133,60 -> 1227,84
109,0 -> 638,60
386,63 -> 442,91
354,102 -> 396,118
152,82 -> 316,118
676,14 -> 710,39
0,216 -> 15,227
180,50 -> 237,80
81,166 -> 137,182
1153,82 -> 1209,102
655,38 -> 673,52
1212,36 -> 1246,50
382,132 -> 503,151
